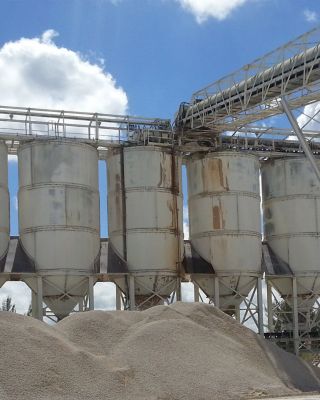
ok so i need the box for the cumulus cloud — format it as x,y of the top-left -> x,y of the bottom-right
176,0 -> 248,23
297,102 -> 320,131
0,29 -> 127,113
304,9 -> 318,23
0,29 -> 128,149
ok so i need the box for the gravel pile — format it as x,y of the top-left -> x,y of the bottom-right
0,302 -> 319,399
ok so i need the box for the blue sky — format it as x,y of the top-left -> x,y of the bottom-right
0,0 -> 319,314
0,0 -> 319,238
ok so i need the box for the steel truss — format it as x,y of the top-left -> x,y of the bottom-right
265,275 -> 320,359
0,272 -> 95,321
176,27 -> 320,135
111,272 -> 182,311
191,274 -> 264,335
0,105 -> 174,156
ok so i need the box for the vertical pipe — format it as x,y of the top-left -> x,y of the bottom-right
292,277 -> 300,356
257,276 -> 264,336
267,280 -> 274,332
214,276 -> 220,308
88,276 -> 94,311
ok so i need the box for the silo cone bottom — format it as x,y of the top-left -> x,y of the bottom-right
44,296 -> 82,320
192,275 -> 258,314
41,275 -> 91,320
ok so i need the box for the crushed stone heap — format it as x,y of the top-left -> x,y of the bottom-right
0,302 -> 319,400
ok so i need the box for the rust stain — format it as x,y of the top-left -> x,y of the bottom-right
212,199 -> 225,230
167,197 -> 177,230
203,158 -> 229,192
212,206 -> 222,229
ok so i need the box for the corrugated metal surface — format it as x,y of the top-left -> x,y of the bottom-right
187,152 -> 262,306
18,140 -> 100,318
262,157 -> 320,303
107,146 -> 183,302
0,142 -> 9,269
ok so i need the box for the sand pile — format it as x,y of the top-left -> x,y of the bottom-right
0,302 -> 319,400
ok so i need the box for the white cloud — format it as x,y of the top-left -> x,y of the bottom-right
297,102 -> 320,131
304,9 -> 318,23
176,0 -> 248,23
0,29 -> 128,114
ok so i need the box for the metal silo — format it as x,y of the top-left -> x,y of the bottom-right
0,142 -> 9,270
187,152 -> 262,314
18,140 -> 100,319
107,146 -> 183,309
262,157 -> 320,308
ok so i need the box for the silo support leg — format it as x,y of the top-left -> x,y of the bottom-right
129,275 -> 135,311
194,283 -> 200,302
36,276 -> 43,321
292,277 -> 300,356
116,285 -> 122,310
235,306 -> 241,322
176,277 -> 182,302
31,289 -> 38,319
267,281 -> 274,332
257,277 -> 264,336
88,276 -> 94,311
214,277 -> 220,308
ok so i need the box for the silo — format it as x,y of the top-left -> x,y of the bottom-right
262,157 -> 320,308
187,152 -> 262,312
18,140 -> 100,319
0,142 -> 9,270
107,146 -> 183,308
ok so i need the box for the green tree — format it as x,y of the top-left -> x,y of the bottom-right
1,296 -> 16,312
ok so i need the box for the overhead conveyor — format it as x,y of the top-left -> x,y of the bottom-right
175,27 -> 320,135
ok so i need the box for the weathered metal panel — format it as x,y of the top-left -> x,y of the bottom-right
0,142 -> 9,269
107,146 -> 183,300
187,152 -> 262,304
262,157 -> 320,301
18,140 -> 100,318
187,152 -> 261,272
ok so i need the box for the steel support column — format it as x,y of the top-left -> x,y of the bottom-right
214,276 -> 220,308
194,283 -> 200,302
129,275 -> 135,311
267,281 -> 274,332
176,277 -> 182,301
116,285 -> 122,310
257,276 -> 264,335
292,277 -> 300,356
36,276 -> 43,321
88,276 -> 94,311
